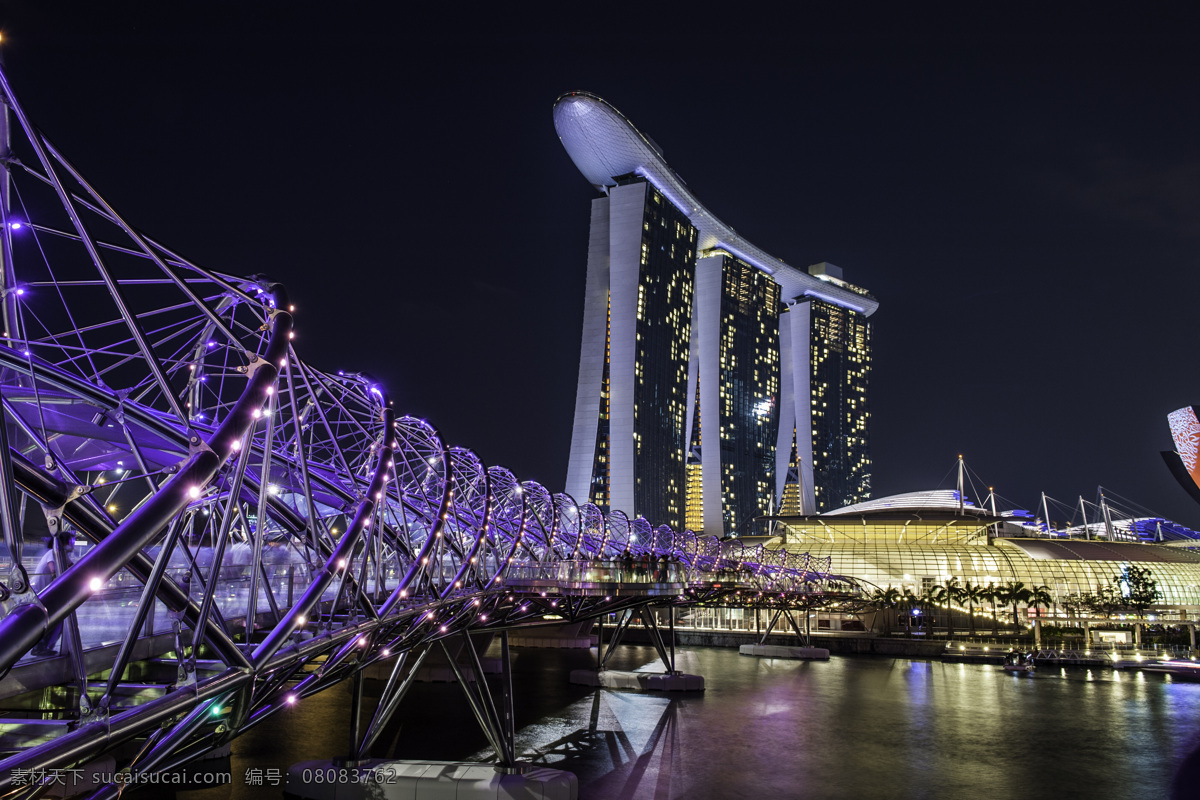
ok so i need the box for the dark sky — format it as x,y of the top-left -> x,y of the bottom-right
2,4 -> 1199,526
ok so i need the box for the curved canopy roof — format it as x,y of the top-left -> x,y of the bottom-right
553,92 -> 879,317
996,538 -> 1200,563
821,490 -> 994,518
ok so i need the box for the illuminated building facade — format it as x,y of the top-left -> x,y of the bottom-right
691,253 -> 781,533
806,270 -> 873,510
556,92 -> 878,534
775,491 -> 1200,611
1164,406 -> 1200,508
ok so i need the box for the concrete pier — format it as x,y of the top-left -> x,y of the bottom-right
739,644 -> 830,660
508,621 -> 595,649
286,760 -> 576,800
568,669 -> 704,691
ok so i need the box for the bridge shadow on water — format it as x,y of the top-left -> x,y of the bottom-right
174,644 -> 688,800
452,644 -> 695,800
514,690 -> 684,800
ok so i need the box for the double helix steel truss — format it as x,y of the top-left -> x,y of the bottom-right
0,64 -> 867,795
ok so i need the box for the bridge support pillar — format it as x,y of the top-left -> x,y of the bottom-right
507,621 -> 594,649
739,644 -> 829,660
738,607 -> 830,660
569,669 -> 704,691
353,647 -> 430,761
569,607 -> 704,691
412,633 -> 502,683
443,631 -> 526,769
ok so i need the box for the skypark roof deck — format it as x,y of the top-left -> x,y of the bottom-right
553,92 -> 879,316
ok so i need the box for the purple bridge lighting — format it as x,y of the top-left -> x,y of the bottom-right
0,63 -> 867,795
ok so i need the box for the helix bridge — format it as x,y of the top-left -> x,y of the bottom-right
0,64 -> 866,795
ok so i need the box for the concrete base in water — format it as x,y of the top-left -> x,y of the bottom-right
509,621 -> 595,649
285,759 -> 577,800
568,669 -> 704,691
509,634 -> 594,649
739,644 -> 830,660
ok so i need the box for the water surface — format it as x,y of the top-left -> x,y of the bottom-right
186,645 -> 1200,799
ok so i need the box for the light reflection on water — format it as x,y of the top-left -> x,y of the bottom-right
474,647 -> 1200,800
185,645 -> 1200,800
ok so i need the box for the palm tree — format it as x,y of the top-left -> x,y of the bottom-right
994,583 -> 1011,630
1000,581 -> 1032,632
880,586 -> 901,635
922,585 -> 944,637
900,587 -> 919,637
1028,585 -> 1054,648
941,577 -> 964,639
962,582 -> 985,637
868,586 -> 901,635
984,582 -> 1000,636
1028,585 -> 1053,618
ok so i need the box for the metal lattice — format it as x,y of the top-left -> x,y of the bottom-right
0,64 -> 866,795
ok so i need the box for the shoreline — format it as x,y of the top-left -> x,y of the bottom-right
608,626 -> 1190,668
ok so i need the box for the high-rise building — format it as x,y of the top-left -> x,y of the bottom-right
696,253 -> 781,533
556,92 -> 879,534
799,263 -> 874,511
583,176 -> 696,529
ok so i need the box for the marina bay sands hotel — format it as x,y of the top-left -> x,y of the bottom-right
555,92 -> 879,536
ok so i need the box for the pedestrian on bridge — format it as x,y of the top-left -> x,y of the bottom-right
31,535 -> 74,658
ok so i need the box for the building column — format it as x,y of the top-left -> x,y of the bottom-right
565,197 -> 611,503
695,255 -> 723,537
787,303 -> 816,513
605,183 -> 648,518
774,310 -> 796,507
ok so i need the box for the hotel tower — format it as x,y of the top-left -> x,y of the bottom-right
555,93 -> 878,535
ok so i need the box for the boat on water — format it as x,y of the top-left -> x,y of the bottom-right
1001,651 -> 1036,673
1139,659 -> 1200,681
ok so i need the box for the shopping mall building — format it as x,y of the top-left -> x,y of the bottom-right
771,490 -> 1200,623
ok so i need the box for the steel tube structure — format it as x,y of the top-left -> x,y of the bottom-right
0,63 -> 868,795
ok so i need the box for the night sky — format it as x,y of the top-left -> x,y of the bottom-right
2,5 -> 1199,526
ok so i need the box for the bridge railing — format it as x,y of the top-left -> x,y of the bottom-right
556,561 -> 691,585
505,559 -> 692,586
689,568 -> 750,587
0,59 -> 876,786
5,563 -> 339,664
